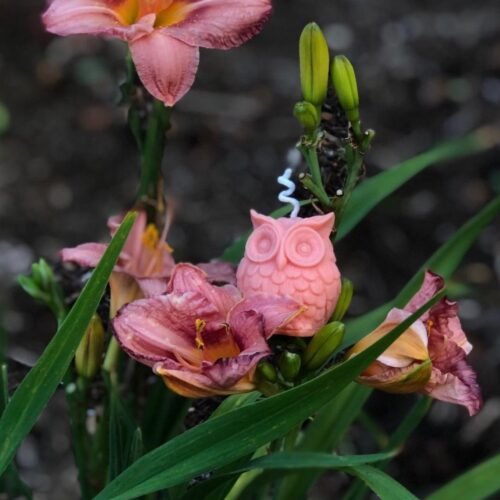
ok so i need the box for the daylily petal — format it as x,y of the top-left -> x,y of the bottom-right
108,211 -> 147,262
136,277 -> 169,297
229,294 -> 305,339
359,359 -> 432,394
347,308 -> 429,369
60,242 -> 108,268
168,263 -> 241,315
425,325 -> 482,415
130,31 -> 199,106
42,0 -> 154,41
202,352 -> 266,388
429,299 -> 473,354
227,309 -> 269,354
405,270 -> 444,318
109,272 -> 143,317
113,291 -> 222,365
162,0 -> 272,50
154,354 -> 261,397
197,261 -> 237,286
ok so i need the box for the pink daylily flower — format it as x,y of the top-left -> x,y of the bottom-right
112,263 -> 303,397
42,0 -> 273,106
61,211 -> 175,316
347,271 -> 482,416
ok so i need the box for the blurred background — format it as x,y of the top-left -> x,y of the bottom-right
1,0 -> 499,498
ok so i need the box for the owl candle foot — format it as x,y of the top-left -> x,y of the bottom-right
236,210 -> 341,336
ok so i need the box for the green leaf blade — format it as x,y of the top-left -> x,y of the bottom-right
0,212 -> 137,475
336,131 -> 488,241
343,196 -> 500,349
427,453 -> 500,500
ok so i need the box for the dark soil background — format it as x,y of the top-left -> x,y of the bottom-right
1,0 -> 499,498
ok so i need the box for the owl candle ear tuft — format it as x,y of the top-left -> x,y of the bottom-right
250,209 -> 275,228
237,210 -> 342,337
303,212 -> 335,240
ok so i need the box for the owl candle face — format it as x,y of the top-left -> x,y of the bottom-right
236,210 -> 341,336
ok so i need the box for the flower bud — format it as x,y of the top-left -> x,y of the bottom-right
75,314 -> 105,379
331,278 -> 353,322
293,101 -> 320,134
278,352 -> 302,381
303,321 -> 345,371
331,55 -> 359,123
299,22 -> 330,106
256,360 -> 277,383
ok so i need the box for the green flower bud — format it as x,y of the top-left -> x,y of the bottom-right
293,101 -> 320,134
299,22 -> 330,106
331,278 -> 354,321
331,55 -> 359,123
278,352 -> 302,381
75,315 -> 105,380
303,321 -> 345,372
256,360 -> 277,383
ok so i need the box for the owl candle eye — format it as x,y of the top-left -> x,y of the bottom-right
246,224 -> 280,263
285,226 -> 324,267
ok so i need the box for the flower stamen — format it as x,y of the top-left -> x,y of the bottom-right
195,318 -> 206,349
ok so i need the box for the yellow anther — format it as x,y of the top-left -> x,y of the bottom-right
426,319 -> 434,332
141,223 -> 160,250
195,318 -> 206,349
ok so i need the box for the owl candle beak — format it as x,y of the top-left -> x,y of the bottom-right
276,248 -> 288,271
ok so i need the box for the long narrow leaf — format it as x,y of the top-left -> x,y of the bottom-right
230,450 -> 396,473
427,453 -> 500,500
349,465 -> 418,500
344,396 -> 432,500
343,196 -> 500,348
0,212 -> 137,475
336,131 -> 489,240
96,290 -> 444,500
276,384 -> 371,500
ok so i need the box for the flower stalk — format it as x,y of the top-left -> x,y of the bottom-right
136,100 -> 171,202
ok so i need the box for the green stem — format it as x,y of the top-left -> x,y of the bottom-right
299,146 -> 331,207
136,100 -> 171,201
66,377 -> 92,500
335,145 -> 364,228
300,174 -> 331,207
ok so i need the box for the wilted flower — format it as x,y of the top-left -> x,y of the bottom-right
42,0 -> 272,106
112,264 -> 302,397
61,211 -> 175,316
347,271 -> 482,416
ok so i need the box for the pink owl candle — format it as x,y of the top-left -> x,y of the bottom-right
236,210 -> 341,336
